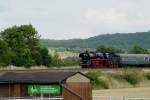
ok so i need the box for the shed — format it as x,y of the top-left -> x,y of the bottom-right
0,71 -> 92,100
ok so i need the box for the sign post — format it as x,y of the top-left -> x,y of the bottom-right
28,85 -> 61,94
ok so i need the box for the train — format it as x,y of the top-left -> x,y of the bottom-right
79,51 -> 150,68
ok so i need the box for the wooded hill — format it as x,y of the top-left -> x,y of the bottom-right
40,31 -> 150,49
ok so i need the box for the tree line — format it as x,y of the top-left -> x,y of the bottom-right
96,45 -> 149,54
40,31 -> 150,49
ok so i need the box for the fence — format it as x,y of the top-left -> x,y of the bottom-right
93,96 -> 150,100
0,97 -> 64,100
125,97 -> 150,100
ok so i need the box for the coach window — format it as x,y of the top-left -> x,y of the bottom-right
144,57 -> 149,61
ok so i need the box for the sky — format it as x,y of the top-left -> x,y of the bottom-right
0,0 -> 150,39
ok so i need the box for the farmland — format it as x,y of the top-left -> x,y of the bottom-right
48,48 -> 79,59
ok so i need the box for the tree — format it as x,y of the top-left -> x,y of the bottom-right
40,48 -> 52,66
0,25 -> 51,67
128,45 -> 149,54
96,45 -> 123,53
50,51 -> 62,67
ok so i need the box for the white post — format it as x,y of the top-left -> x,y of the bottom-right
109,96 -> 112,100
40,94 -> 43,99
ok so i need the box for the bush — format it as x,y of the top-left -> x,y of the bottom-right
108,70 -> 142,86
86,71 -> 109,89
96,45 -> 124,53
99,78 -> 109,89
128,45 -> 149,54
107,73 -> 122,80
61,59 -> 79,66
144,73 -> 150,80
49,51 -> 62,67
121,70 -> 142,85
86,71 -> 101,86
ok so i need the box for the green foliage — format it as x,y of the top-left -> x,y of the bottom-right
61,58 -> 79,66
13,50 -> 35,67
122,71 -> 142,85
86,71 -> 109,89
96,45 -> 123,53
0,40 -> 13,66
49,51 -> 78,67
86,71 -> 101,86
50,51 -> 62,67
107,73 -> 122,80
128,45 -> 149,54
86,70 -> 150,89
40,48 -> 52,66
0,25 -> 51,67
110,70 -> 142,86
98,78 -> 109,89
144,73 -> 150,80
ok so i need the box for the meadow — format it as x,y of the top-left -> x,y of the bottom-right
86,69 -> 150,89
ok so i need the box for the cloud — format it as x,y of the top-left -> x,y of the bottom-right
82,8 -> 129,33
0,0 -> 150,39
81,0 -> 150,34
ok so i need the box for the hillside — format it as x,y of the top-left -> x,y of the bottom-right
40,31 -> 150,49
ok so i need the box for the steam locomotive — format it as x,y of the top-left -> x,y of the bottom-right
79,51 -> 150,68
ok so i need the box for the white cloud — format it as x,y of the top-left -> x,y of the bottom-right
82,8 -> 129,32
0,0 -> 150,39
80,0 -> 150,34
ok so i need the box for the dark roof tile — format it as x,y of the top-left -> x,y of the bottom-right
0,71 -> 77,83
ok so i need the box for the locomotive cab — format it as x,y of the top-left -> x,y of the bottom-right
79,51 -> 91,68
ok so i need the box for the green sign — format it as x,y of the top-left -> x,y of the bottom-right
28,85 -> 61,94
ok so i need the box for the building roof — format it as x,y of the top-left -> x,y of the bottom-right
0,71 -> 81,84
118,54 -> 150,57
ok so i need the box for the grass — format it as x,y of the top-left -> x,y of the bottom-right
108,70 -> 143,86
86,71 -> 109,89
122,71 -> 142,85
86,69 -> 150,89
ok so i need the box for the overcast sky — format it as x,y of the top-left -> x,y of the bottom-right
0,0 -> 150,39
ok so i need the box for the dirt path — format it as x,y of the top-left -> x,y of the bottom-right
93,87 -> 150,98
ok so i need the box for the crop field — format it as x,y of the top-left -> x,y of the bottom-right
48,48 -> 79,59
93,87 -> 150,97
57,51 -> 78,59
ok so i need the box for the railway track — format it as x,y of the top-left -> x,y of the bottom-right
0,67 -> 148,72
46,67 -> 147,72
